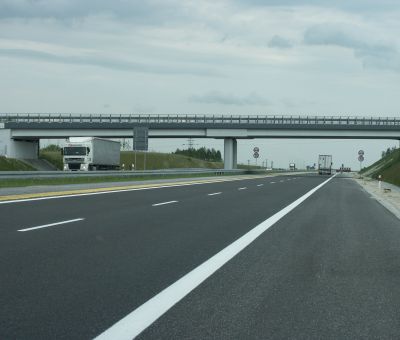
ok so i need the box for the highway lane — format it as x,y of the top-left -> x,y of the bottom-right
140,177 -> 400,340
3,174 -> 400,339
0,174 -> 325,339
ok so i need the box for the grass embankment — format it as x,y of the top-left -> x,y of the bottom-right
39,150 -> 63,169
0,157 -> 36,171
360,148 -> 400,186
120,151 -> 223,170
38,150 -> 224,170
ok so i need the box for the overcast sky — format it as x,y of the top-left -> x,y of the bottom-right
1,0 -> 399,168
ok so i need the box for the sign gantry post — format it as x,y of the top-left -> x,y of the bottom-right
133,127 -> 149,170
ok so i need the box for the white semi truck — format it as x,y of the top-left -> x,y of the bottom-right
62,137 -> 120,171
318,154 -> 333,175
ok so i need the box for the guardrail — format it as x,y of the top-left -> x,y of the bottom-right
0,168 -> 248,179
1,113 -> 400,126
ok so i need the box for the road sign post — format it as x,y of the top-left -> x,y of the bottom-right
133,127 -> 149,170
358,154 -> 364,171
253,150 -> 259,166
253,147 -> 259,166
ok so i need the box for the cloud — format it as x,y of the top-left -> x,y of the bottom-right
0,0 -> 182,23
233,0 -> 400,12
2,0 -> 399,22
268,35 -> 293,49
0,47 -> 222,76
304,23 -> 400,71
189,91 -> 270,106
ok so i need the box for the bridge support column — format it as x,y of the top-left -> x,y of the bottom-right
224,138 -> 237,170
0,129 -> 39,159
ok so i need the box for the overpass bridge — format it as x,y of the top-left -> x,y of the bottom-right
1,113 -> 400,169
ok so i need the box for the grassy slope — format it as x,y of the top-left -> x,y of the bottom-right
3,150 -> 259,173
360,148 -> 400,186
120,151 -> 223,170
39,150 -> 64,170
0,157 -> 36,171
39,150 -> 224,170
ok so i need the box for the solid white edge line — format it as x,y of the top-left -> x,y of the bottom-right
207,192 -> 222,196
152,201 -> 178,207
18,218 -> 84,232
95,174 -> 337,340
0,175 -> 271,205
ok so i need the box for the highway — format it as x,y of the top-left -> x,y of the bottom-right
1,174 -> 400,339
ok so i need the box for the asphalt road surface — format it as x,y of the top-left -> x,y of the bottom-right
1,174 -> 400,339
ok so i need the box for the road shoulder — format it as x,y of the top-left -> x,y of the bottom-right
355,177 -> 400,220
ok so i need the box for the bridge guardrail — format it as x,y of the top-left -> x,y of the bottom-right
1,113 -> 400,127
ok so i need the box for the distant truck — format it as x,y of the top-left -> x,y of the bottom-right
62,137 -> 120,171
318,155 -> 333,175
289,163 -> 296,171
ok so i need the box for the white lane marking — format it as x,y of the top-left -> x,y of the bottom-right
279,180 -> 284,182
0,175 -> 272,205
18,218 -> 84,232
208,192 -> 222,196
270,181 -> 276,184
95,174 -> 337,340
238,187 -> 247,190
257,184 -> 264,187
152,201 -> 178,207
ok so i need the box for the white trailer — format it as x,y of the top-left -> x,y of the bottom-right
62,137 -> 120,171
318,154 -> 332,175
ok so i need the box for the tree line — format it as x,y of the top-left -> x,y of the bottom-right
174,147 -> 222,162
381,146 -> 398,158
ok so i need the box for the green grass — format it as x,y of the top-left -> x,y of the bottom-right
39,150 -> 225,170
39,150 -> 63,170
120,151 -> 223,170
0,172 -> 242,188
0,157 -> 36,171
360,148 -> 400,186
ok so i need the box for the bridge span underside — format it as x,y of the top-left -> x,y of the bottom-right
1,115 -> 400,169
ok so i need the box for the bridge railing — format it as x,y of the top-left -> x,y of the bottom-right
0,113 -> 400,126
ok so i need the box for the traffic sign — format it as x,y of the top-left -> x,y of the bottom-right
253,152 -> 259,159
133,127 -> 149,151
358,155 -> 364,162
253,147 -> 259,153
358,150 -> 364,155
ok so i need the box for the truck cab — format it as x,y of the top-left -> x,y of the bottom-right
62,143 -> 92,171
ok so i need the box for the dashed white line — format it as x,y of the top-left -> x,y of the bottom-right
270,181 -> 276,184
152,201 -> 178,207
257,184 -> 264,187
238,187 -> 247,190
279,180 -> 284,182
208,192 -> 222,196
18,218 -> 84,232
95,174 -> 337,340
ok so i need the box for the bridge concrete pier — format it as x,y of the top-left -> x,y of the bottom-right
0,128 -> 39,159
224,138 -> 237,170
